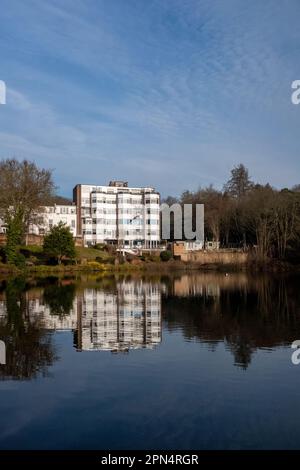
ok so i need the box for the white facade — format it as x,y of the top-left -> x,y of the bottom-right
73,181 -> 160,248
0,204 -> 77,237
29,204 -> 77,237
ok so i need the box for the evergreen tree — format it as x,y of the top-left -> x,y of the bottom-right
5,214 -> 25,266
43,222 -> 76,264
224,164 -> 253,199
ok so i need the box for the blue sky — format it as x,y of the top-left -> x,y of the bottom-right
0,0 -> 300,198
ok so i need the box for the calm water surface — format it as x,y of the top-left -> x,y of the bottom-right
0,272 -> 300,449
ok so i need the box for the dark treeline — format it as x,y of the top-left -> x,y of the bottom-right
164,164 -> 300,262
163,273 -> 300,369
0,277 -> 78,379
0,278 -> 58,380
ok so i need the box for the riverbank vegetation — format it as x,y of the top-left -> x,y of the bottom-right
166,164 -> 300,264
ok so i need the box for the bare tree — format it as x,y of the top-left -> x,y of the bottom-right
244,185 -> 276,259
0,158 -> 55,241
182,186 -> 224,243
292,184 -> 300,193
166,164 -> 300,260
198,186 -> 223,242
273,190 -> 300,259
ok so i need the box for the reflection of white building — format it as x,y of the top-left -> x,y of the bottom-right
29,296 -> 78,330
0,291 -> 78,330
78,281 -> 161,352
73,181 -> 160,248
0,281 -> 162,353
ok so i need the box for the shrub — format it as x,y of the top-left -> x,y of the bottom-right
20,246 -> 44,265
20,245 -> 43,256
149,254 -> 160,262
96,256 -> 115,264
0,247 -> 6,263
43,222 -> 76,265
86,261 -> 104,270
160,250 -> 173,262
94,243 -> 106,251
13,252 -> 26,268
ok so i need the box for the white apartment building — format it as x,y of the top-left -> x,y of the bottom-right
29,204 -> 77,237
73,181 -> 160,248
0,204 -> 77,238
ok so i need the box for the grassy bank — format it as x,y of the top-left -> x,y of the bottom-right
0,245 -> 299,277
1,259 -> 300,278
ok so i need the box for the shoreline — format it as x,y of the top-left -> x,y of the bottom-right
0,258 -> 299,277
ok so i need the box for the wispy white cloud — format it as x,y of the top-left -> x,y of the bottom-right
0,0 -> 299,196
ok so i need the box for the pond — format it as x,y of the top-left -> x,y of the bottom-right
0,272 -> 300,449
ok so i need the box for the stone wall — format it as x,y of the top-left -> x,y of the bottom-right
180,250 -> 248,265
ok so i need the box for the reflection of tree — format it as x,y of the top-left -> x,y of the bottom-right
0,278 -> 57,380
43,282 -> 76,317
163,275 -> 300,369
